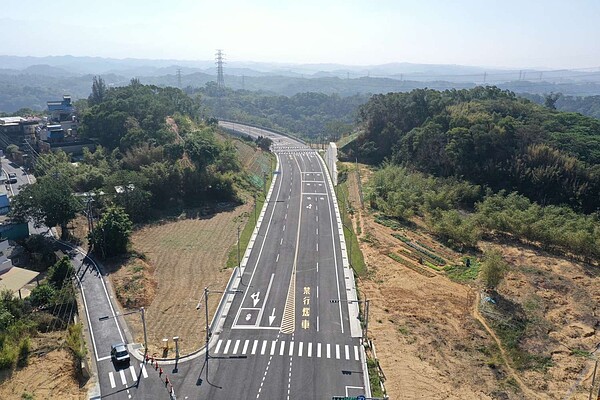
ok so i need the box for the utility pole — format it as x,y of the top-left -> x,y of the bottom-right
176,68 -> 182,88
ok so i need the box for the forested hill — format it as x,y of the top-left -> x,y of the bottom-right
344,86 -> 600,213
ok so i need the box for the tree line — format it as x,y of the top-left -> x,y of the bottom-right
348,86 -> 600,213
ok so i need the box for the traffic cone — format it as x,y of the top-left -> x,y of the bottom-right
165,376 -> 170,387
159,367 -> 163,377
155,360 -> 158,370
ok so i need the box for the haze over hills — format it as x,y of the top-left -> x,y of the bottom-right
2,54 -> 600,113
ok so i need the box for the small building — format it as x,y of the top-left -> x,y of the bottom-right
0,194 -> 10,215
0,216 -> 29,241
47,95 -> 78,134
0,116 -> 41,137
0,240 -> 39,298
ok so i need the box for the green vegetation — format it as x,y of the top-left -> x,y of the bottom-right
445,258 -> 480,282
65,323 -> 86,362
479,249 -> 509,290
88,206 -> 133,258
9,175 -> 82,240
198,85 -> 365,142
368,165 -> 600,262
367,357 -> 385,397
350,87 -> 600,213
336,177 -> 366,276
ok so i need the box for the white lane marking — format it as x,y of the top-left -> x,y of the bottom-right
298,342 -> 303,357
233,339 -> 240,354
285,213 -> 287,219
308,342 -> 312,357
109,372 -> 116,388
242,340 -> 249,355
280,238 -> 283,245
336,344 -> 341,359
97,356 -> 111,362
280,340 -> 286,356
283,225 -> 285,232
316,243 -> 318,252
288,341 -> 294,356
287,203 -> 289,209
215,339 -> 223,353
252,340 -> 259,355
120,369 -> 127,385
326,343 -> 331,359
261,340 -> 268,355
276,254 -> 279,262
140,363 -> 148,378
256,273 -> 275,327
354,345 -> 359,361
270,340 -> 277,356
316,228 -> 318,235
223,340 -> 231,354
129,365 -> 137,381
345,345 -> 350,360
317,315 -> 320,332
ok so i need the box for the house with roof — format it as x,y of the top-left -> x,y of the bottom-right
0,240 -> 39,299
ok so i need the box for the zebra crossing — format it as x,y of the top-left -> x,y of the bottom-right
212,339 -> 361,361
107,363 -> 149,388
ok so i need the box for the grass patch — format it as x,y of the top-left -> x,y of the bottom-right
367,357 -> 385,397
445,257 -> 480,282
387,253 -> 436,277
337,181 -> 367,276
571,349 -> 592,358
65,323 -> 86,362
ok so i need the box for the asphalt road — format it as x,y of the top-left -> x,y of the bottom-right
7,122 -> 369,399
167,122 -> 368,399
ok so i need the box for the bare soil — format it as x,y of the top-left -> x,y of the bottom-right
110,204 -> 252,357
345,163 -> 599,399
0,333 -> 87,400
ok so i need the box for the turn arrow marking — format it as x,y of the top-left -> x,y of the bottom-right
269,308 -> 276,325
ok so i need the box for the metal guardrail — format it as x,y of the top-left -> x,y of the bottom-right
218,118 -> 307,145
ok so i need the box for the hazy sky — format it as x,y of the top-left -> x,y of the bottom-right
1,0 -> 599,68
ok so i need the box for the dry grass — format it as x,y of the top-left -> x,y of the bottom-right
114,203 -> 251,356
0,333 -> 87,400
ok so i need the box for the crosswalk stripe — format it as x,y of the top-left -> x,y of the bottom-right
327,344 -> 331,359
354,345 -> 359,361
224,340 -> 231,354
251,340 -> 258,355
109,372 -> 116,388
129,365 -> 136,381
298,342 -> 303,357
140,363 -> 148,379
119,369 -> 126,385
345,345 -> 350,360
270,341 -> 277,356
336,344 -> 340,359
260,340 -> 267,355
242,340 -> 249,355
280,340 -> 286,356
317,343 -> 322,358
233,340 -> 240,354
289,341 -> 294,356
308,342 -> 312,357
215,340 -> 223,353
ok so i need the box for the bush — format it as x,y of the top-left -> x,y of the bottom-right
16,337 -> 30,368
48,256 -> 74,288
66,323 -> 86,362
28,284 -> 56,308
479,249 -> 509,290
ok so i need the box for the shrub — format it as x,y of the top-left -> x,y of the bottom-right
16,337 -> 30,368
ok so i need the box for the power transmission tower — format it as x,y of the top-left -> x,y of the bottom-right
216,49 -> 225,90
176,68 -> 182,88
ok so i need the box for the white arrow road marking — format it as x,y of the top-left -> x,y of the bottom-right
269,308 -> 277,325
251,291 -> 261,306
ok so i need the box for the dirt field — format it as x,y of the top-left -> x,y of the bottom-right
0,333 -> 87,400
345,163 -> 599,399
111,203 -> 251,356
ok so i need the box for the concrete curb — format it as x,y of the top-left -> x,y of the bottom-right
318,148 -> 372,398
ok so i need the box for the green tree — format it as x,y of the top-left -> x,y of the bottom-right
28,284 -> 56,308
89,206 -> 133,258
9,176 -> 81,240
48,256 -> 74,288
89,76 -> 107,106
479,249 -> 509,290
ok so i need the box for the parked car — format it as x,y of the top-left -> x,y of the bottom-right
5,173 -> 17,184
110,343 -> 130,364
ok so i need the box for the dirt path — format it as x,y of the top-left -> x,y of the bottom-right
472,291 -> 543,399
